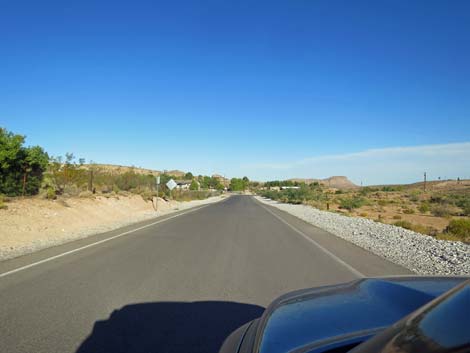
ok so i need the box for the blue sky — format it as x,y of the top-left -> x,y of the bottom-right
1,0 -> 469,184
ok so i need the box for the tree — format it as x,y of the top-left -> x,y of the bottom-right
22,146 -> 49,195
189,179 -> 199,191
0,128 -> 49,196
230,178 -> 247,191
200,176 -> 211,189
184,172 -> 194,180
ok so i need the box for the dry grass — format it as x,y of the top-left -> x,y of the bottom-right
264,179 -> 470,241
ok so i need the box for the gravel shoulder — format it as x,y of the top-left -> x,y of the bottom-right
256,196 -> 470,276
0,194 -> 226,261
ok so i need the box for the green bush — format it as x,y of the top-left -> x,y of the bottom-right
402,207 -> 415,214
419,202 -> 430,213
189,179 -> 199,191
408,190 -> 421,202
393,220 -> 435,235
0,195 -> 7,210
381,186 -> 403,192
452,196 -> 470,216
339,197 -> 364,211
0,128 -> 49,196
377,199 -> 388,206
45,188 -> 57,200
445,219 -> 470,240
394,220 -> 413,230
431,204 -> 454,217
463,204 -> 470,217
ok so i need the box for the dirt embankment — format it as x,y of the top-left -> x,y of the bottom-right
0,194 -> 224,261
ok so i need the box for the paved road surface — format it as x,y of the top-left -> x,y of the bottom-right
0,195 -> 411,353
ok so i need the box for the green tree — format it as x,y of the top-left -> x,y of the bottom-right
189,179 -> 199,191
184,172 -> 193,180
200,176 -> 211,189
230,178 -> 247,191
0,128 -> 49,196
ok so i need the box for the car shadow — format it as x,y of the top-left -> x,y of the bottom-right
76,301 -> 264,353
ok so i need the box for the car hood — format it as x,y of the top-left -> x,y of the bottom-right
222,276 -> 467,353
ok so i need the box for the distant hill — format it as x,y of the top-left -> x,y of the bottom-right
287,176 -> 358,189
82,164 -> 161,176
82,164 -> 186,178
371,179 -> 470,192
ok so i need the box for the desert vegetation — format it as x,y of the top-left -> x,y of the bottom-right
0,127 -> 221,205
257,180 -> 470,242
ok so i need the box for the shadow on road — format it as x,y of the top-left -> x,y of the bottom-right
76,301 -> 264,353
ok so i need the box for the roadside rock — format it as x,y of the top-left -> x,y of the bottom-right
256,197 -> 470,276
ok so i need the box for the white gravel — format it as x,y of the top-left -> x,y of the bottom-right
256,196 -> 470,276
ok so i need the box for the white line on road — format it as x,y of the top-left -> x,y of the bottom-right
258,202 -> 365,278
0,204 -> 212,279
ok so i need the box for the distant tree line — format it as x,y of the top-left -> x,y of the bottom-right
0,127 -> 223,199
229,176 -> 249,191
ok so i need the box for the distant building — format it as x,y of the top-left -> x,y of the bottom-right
175,180 -> 198,190
280,186 -> 300,190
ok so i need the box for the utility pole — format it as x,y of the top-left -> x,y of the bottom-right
423,172 -> 427,192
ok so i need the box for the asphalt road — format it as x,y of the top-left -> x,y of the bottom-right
0,195 -> 411,353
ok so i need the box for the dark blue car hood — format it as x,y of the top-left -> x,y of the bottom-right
250,277 -> 466,353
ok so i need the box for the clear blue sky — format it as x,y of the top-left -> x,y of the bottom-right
1,0 -> 470,184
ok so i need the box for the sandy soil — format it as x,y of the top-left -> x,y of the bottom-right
0,194 -> 225,261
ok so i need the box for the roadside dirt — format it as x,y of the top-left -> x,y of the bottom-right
0,194 -> 223,261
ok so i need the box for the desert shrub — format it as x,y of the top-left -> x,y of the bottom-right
79,191 -> 93,198
402,207 -> 415,214
48,153 -> 89,194
335,190 -> 343,194
259,186 -> 326,205
393,215 -> 402,220
445,219 -> 470,240
419,202 -> 430,214
451,196 -> 470,216
359,212 -> 368,217
431,204 -> 454,217
463,204 -> 470,217
393,220 -> 435,235
435,233 -> 464,241
377,199 -> 388,206
339,197 -> 365,211
0,195 -> 7,210
381,186 -> 403,192
394,220 -> 413,230
45,187 -> 57,200
408,190 -> 421,202
359,187 -> 377,196
429,195 -> 448,205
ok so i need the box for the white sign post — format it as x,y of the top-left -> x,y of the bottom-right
166,178 -> 177,201
166,179 -> 177,190
155,176 -> 161,211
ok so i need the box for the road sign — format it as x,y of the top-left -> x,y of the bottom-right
156,176 -> 160,185
166,179 -> 177,190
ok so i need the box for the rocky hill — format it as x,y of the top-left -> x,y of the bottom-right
288,176 -> 358,189
81,164 -> 187,178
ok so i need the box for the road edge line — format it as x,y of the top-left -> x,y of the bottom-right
257,200 -> 365,278
0,203 -> 213,279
